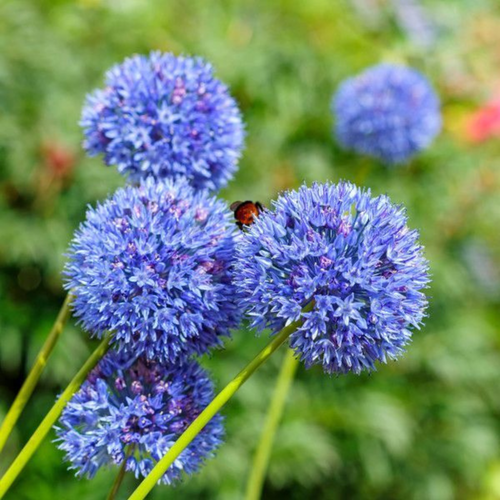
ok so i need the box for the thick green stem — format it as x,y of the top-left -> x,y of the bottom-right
0,294 -> 73,454
0,335 -> 111,498
244,348 -> 299,500
128,308 -> 312,500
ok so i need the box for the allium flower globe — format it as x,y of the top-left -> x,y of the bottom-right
234,182 -> 430,374
81,51 -> 244,190
56,353 -> 223,483
64,178 -> 239,363
333,64 -> 441,164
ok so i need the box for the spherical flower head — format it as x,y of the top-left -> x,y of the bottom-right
64,177 -> 240,363
234,182 -> 430,374
81,51 -> 245,190
55,352 -> 223,483
333,64 -> 441,164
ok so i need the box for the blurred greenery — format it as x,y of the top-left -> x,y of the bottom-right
1,0 -> 500,498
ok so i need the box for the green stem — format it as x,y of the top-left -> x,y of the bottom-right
0,294 -> 73,454
244,348 -> 299,500
128,307 -> 312,500
107,446 -> 134,500
0,334 -> 111,498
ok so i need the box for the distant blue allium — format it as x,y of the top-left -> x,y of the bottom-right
234,182 -> 430,374
64,178 -> 240,363
391,0 -> 437,49
333,64 -> 441,164
81,51 -> 244,190
56,353 -> 223,483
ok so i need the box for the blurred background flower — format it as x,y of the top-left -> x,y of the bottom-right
333,64 -> 441,164
465,94 -> 500,143
390,0 -> 437,49
0,1 -> 499,499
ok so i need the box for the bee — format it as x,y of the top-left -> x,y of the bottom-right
230,200 -> 264,229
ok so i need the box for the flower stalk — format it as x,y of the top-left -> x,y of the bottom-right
0,334 -> 111,498
244,348 -> 299,500
128,304 -> 313,500
107,446 -> 134,500
0,293 -> 73,454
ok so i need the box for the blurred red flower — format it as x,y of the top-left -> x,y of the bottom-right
466,97 -> 500,143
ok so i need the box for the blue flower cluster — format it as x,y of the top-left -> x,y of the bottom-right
81,51 -> 244,190
58,51 -> 247,486
56,53 -> 435,490
333,64 -> 441,164
56,352 -> 223,484
234,182 -> 430,374
64,178 -> 239,364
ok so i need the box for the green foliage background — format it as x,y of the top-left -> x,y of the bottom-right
1,0 -> 500,498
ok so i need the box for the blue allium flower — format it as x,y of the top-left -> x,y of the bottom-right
333,64 -> 441,164
391,0 -> 437,49
64,178 -> 240,363
56,353 -> 223,483
234,182 -> 430,374
81,51 -> 244,190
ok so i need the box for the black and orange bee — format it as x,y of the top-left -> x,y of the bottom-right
230,200 -> 264,229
